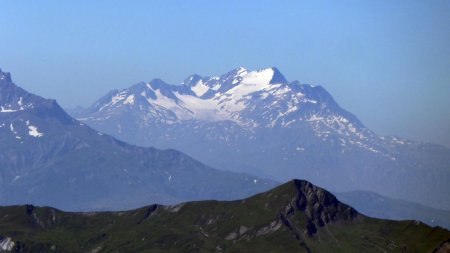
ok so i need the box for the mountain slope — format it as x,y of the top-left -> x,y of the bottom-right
335,190 -> 450,230
77,67 -> 450,210
0,68 -> 275,211
0,179 -> 448,253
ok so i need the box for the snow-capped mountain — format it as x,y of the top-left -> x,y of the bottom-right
0,68 -> 276,211
78,67 -> 450,210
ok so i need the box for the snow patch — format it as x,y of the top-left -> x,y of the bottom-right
259,93 -> 269,99
165,203 -> 184,213
191,80 -> 210,97
236,67 -> 248,76
304,99 -> 317,104
175,92 -> 229,121
98,92 -> 127,111
112,92 -> 127,104
307,114 -> 324,122
28,125 -> 44,137
123,95 -> 135,105
0,107 -> 17,113
241,68 -> 274,85
0,237 -> 14,251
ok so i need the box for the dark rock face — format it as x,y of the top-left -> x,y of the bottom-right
25,204 -> 34,215
280,180 -> 359,237
137,204 -> 159,225
23,204 -> 58,229
295,180 -> 358,223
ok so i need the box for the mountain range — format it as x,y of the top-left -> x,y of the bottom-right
0,68 -> 275,211
2,66 -> 449,230
0,179 -> 448,253
74,67 -> 450,210
335,190 -> 450,230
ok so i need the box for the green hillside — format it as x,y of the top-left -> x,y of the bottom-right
0,180 -> 448,253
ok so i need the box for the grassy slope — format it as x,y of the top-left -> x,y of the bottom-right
0,180 -> 448,253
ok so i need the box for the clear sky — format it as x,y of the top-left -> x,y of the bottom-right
1,0 -> 449,147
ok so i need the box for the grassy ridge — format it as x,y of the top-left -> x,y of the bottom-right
0,180 -> 448,252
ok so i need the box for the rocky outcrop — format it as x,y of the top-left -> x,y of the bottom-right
280,180 -> 360,237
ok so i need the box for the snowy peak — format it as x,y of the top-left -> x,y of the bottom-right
241,67 -> 287,85
88,79 -> 179,112
212,67 -> 287,95
0,69 -> 77,142
176,67 -> 287,99
83,67 -> 365,132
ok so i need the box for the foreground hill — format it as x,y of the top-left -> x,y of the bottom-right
76,67 -> 450,210
0,179 -> 448,253
0,68 -> 275,211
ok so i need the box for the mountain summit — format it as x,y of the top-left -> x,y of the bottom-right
0,69 -> 52,114
76,67 -> 450,210
80,67 -> 364,130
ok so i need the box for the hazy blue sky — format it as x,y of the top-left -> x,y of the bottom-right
0,1 -> 449,147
